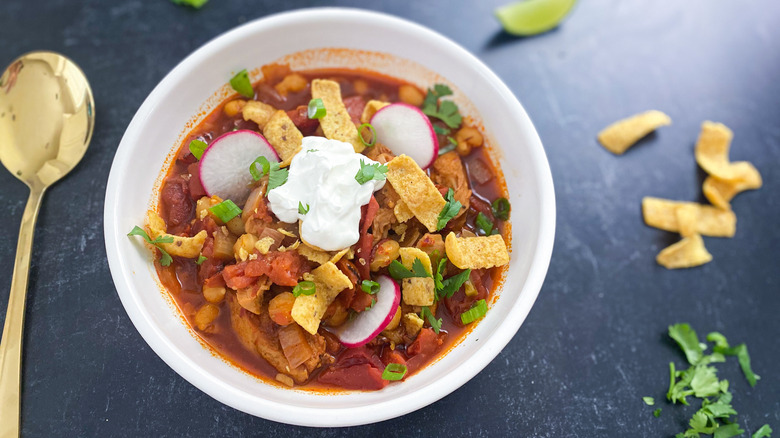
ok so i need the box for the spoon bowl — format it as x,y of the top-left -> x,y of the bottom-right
0,51 -> 94,437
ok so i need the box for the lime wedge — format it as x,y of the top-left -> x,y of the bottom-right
495,0 -> 578,36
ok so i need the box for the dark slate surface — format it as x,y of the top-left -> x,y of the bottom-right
1,0 -> 778,436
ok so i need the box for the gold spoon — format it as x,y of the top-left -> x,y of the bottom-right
0,51 -> 94,437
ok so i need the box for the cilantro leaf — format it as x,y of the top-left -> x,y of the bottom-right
642,397 -> 655,406
388,259 -> 430,280
707,332 -> 761,387
714,423 -> 745,438
753,424 -> 773,438
433,125 -> 450,135
653,408 -> 662,418
437,268 -> 471,301
421,84 -> 462,129
127,226 -> 174,267
171,0 -> 209,9
298,202 -> 310,215
250,156 -> 288,192
268,166 -> 288,191
355,160 -> 388,185
669,323 -> 704,365
420,306 -> 442,334
690,365 -> 721,398
437,188 -> 462,230
475,212 -> 495,236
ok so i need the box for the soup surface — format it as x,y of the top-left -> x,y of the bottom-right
149,64 -> 510,390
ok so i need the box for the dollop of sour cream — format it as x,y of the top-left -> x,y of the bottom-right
267,137 -> 386,251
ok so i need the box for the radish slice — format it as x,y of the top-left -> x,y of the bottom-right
370,103 -> 439,169
330,275 -> 401,348
198,130 -> 279,205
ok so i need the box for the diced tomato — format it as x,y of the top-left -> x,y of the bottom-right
469,194 -> 495,223
406,328 -> 444,372
318,363 -> 387,390
354,196 -> 379,280
349,289 -> 374,313
203,273 -> 226,289
244,251 -> 307,287
222,263 -> 257,290
362,196 -> 379,236
381,348 -> 407,367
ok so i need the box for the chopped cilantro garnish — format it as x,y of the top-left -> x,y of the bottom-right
421,84 -> 462,129
189,139 -> 208,160
642,397 -> 655,406
436,188 -> 462,230
753,424 -> 773,438
434,260 -> 471,301
707,332 -> 761,387
170,0 -> 209,9
292,281 -> 316,297
361,280 -> 380,295
669,323 -> 704,365
196,254 -> 207,265
420,306 -> 442,334
355,160 -> 388,184
249,156 -> 288,192
433,125 -> 450,135
388,259 -> 430,280
229,69 -> 254,98
208,200 -> 242,223
653,408 -> 662,418
127,226 -> 174,266
475,212 -> 498,236
298,202 -> 310,215
492,197 -> 511,220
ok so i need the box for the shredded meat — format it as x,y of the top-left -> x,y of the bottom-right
430,151 -> 471,215
227,292 -> 326,383
363,143 -> 396,164
371,184 -> 401,242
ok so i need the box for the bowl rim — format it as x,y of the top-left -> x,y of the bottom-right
104,7 -> 555,427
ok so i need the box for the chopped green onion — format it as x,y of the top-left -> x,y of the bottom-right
475,212 -> 495,236
358,123 -> 377,147
438,143 -> 456,155
189,139 -> 209,160
307,98 -> 326,119
127,226 -> 174,266
361,280 -> 380,294
492,197 -> 511,220
292,280 -> 316,297
365,298 -> 376,311
298,202 -> 310,215
460,299 -> 488,324
196,254 -> 207,265
209,200 -> 242,223
249,156 -> 271,181
230,69 -> 254,98
420,306 -> 442,334
381,363 -> 407,381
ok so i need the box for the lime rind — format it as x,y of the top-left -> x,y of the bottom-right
495,0 -> 578,36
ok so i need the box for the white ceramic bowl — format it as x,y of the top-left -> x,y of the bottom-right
104,8 -> 555,427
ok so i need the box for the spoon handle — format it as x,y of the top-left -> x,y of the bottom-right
0,187 -> 45,438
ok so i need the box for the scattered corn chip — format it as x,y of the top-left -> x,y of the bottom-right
329,247 -> 351,264
675,204 -> 698,238
656,234 -> 712,269
393,200 -> 414,223
242,100 -> 276,129
254,237 -> 276,255
291,262 -> 353,335
702,162 -> 763,210
641,197 -> 736,238
402,277 -> 435,306
399,247 -> 432,274
402,313 -> 424,337
444,232 -> 510,269
297,242 -> 331,265
694,121 -> 736,179
597,110 -> 671,155
387,155 -> 446,232
360,100 -> 389,124
311,79 -> 363,152
146,211 -> 206,258
263,110 -> 303,167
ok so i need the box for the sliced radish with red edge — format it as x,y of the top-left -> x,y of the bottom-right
198,130 -> 279,205
329,275 -> 401,348
370,103 -> 439,169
